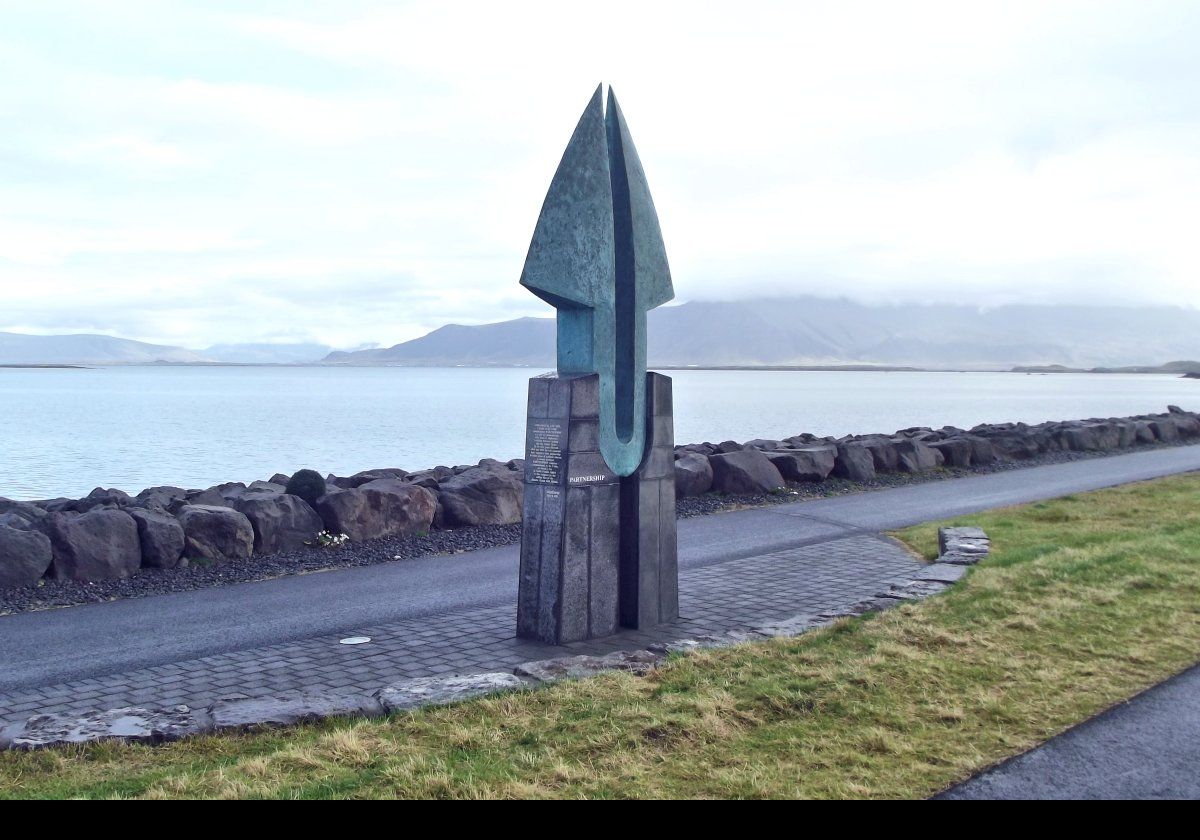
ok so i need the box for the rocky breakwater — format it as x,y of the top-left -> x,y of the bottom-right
1,406 -> 1197,591
0,459 -> 524,589
669,405 -> 1200,497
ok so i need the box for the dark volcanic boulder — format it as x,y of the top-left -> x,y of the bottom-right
435,467 -> 522,528
1134,420 -> 1156,444
1116,420 -> 1138,448
235,493 -> 324,554
987,433 -> 1041,460
833,443 -> 877,482
765,444 -> 837,482
81,487 -> 131,507
783,434 -> 822,447
211,482 -> 248,503
0,525 -> 53,589
315,483 -> 436,541
1172,413 -> 1200,438
861,438 -> 899,472
405,466 -> 456,490
964,435 -> 996,464
37,509 -> 141,581
0,513 -> 34,530
677,442 -> 719,456
1149,417 -> 1180,442
177,505 -> 254,562
1059,424 -> 1099,451
928,438 -> 973,467
744,438 -> 784,451
1075,422 -> 1123,450
892,438 -> 943,472
715,440 -> 744,454
134,486 -> 187,512
169,488 -> 232,513
345,468 -> 409,488
128,508 -> 186,569
709,449 -> 785,494
674,452 -> 714,497
0,498 -> 46,523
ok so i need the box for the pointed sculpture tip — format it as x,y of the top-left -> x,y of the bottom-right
583,83 -> 604,121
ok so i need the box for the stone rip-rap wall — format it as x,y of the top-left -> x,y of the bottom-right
0,406 -> 1197,589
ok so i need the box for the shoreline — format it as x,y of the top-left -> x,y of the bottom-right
2,436 -> 1197,617
5,361 -> 1199,374
3,405 -> 1198,611
0,364 -> 89,370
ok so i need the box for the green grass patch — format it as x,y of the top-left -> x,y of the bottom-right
3,474 -> 1200,799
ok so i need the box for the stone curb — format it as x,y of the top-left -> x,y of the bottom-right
0,527 -> 989,751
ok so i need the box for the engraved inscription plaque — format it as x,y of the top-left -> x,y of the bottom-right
525,419 -> 567,485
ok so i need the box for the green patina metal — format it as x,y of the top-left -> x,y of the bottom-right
519,85 -> 674,477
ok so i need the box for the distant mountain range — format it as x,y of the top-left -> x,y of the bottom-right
0,333 -> 333,366
201,342 -> 336,364
321,298 -> 1200,370
0,332 -> 211,365
5,297 -> 1200,369
322,319 -> 555,367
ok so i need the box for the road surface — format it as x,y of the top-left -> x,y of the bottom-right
2,445 -> 1198,695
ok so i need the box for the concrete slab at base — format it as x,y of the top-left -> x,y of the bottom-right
376,673 -> 528,712
0,705 -> 213,749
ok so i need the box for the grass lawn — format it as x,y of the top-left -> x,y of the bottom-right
2,473 -> 1199,799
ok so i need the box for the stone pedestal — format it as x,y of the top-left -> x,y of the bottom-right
620,372 -> 678,629
517,372 -> 678,644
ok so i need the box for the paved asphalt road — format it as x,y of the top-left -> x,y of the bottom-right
940,663 -> 1200,799
2,445 -> 1199,696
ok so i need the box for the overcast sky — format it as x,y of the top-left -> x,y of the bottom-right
1,1 -> 1198,349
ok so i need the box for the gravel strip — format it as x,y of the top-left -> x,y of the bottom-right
1,439 -> 1195,616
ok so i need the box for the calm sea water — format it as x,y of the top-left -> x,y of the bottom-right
0,366 -> 1196,501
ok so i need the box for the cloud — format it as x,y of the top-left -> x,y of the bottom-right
64,134 -> 197,170
0,0 -> 1197,348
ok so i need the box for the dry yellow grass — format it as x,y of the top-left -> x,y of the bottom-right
2,474 -> 1199,798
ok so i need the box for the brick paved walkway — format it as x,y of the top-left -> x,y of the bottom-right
0,534 -> 919,725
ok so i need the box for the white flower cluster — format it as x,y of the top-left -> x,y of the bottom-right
312,530 -> 350,548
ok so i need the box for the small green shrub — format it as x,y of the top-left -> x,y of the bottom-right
285,469 -> 326,507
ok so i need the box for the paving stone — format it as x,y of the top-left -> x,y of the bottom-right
843,596 -> 906,615
940,550 -> 983,566
938,527 -> 991,565
877,581 -> 931,600
514,649 -> 665,682
1,534 -> 925,729
649,628 -> 772,655
376,673 -> 528,712
938,526 -> 988,551
209,691 -> 384,730
0,705 -> 212,750
749,614 -> 829,638
913,563 -> 969,584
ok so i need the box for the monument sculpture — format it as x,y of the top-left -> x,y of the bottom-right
517,85 -> 678,644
